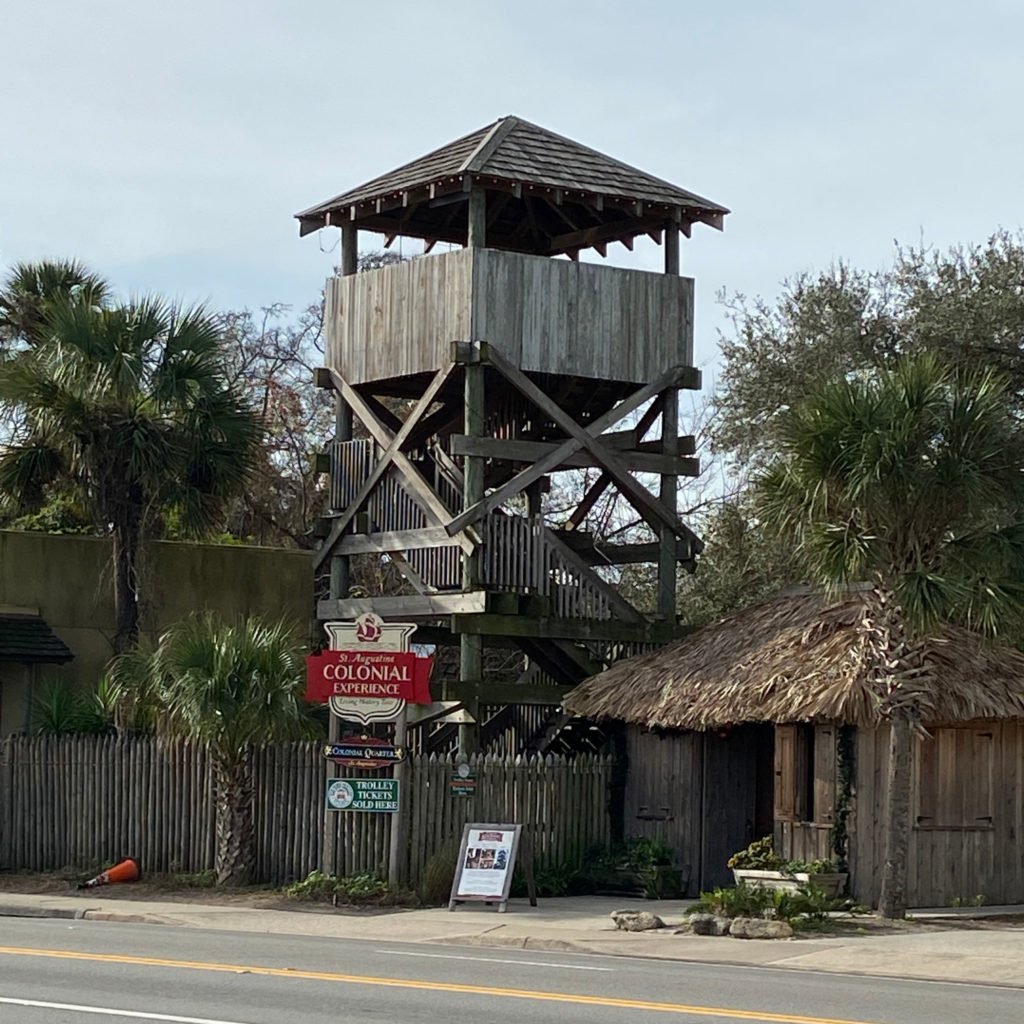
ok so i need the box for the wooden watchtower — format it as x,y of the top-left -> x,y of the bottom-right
298,116 -> 728,752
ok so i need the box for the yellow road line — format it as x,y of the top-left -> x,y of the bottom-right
0,945 -> 881,1024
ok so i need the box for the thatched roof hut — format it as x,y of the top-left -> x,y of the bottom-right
563,588 -> 1024,730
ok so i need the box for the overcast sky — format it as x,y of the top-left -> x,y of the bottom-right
3,0 -> 1022,373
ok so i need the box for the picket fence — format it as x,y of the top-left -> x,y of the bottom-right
0,735 -> 612,886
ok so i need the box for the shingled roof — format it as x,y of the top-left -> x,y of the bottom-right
296,116 -> 728,258
0,613 -> 74,664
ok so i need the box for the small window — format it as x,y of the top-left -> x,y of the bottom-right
775,724 -> 836,823
916,728 -> 994,829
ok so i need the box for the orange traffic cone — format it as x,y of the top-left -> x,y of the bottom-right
78,857 -> 141,889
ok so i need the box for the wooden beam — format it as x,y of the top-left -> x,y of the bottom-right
340,222 -> 358,277
664,225 -> 680,275
443,681 -> 573,706
332,527 -> 460,556
546,215 -> 667,255
559,535 -> 697,567
445,361 -> 694,537
325,369 -> 475,559
481,349 -> 702,549
449,435 -> 699,476
566,472 -> 611,530
658,386 -> 680,619
318,592 -> 487,621
313,363 -> 456,571
467,189 -> 486,248
451,613 -> 686,645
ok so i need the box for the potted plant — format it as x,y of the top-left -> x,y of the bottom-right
587,837 -> 690,899
728,837 -> 847,898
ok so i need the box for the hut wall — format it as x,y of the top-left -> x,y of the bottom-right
325,248 -> 694,387
624,724 -> 773,894
850,720 -> 1024,907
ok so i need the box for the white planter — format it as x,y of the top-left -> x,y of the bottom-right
732,868 -> 847,898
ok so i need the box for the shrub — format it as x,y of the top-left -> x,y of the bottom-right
688,880 -> 835,926
418,842 -> 459,906
284,870 -> 415,906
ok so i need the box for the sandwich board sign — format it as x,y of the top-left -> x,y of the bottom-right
304,613 -> 432,724
448,822 -> 536,912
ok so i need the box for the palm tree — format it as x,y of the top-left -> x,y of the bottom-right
113,613 -> 317,886
0,258 -> 109,349
0,295 -> 263,653
756,354 -> 1024,918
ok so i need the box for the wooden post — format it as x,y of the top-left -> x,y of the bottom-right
323,228 -> 358,873
459,359 -> 485,753
659,223 -> 681,620
387,705 -> 409,887
341,221 -> 358,276
657,389 -> 679,619
664,223 -> 680,275
467,189 -> 486,249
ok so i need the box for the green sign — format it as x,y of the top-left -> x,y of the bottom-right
450,762 -> 477,797
326,777 -> 399,812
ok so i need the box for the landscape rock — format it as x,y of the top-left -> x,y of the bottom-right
688,913 -> 731,936
729,917 -> 794,939
610,909 -> 665,932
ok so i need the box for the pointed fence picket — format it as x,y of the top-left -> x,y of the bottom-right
0,736 -> 612,887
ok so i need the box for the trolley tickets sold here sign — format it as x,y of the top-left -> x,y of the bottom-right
325,777 -> 399,813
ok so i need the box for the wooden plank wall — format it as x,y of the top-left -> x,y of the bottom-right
0,736 -> 612,887
623,726 -> 703,894
850,720 -> 1024,907
326,249 -> 694,387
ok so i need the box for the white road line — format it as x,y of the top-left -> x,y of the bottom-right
0,996 -> 253,1024
377,949 -> 612,971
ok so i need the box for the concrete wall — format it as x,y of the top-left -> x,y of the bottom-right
0,531 -> 313,734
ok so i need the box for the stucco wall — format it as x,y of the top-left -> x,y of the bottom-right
0,531 -> 313,733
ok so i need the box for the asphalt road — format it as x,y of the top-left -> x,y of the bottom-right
0,917 -> 1020,1024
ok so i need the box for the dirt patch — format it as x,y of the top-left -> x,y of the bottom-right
0,870 -> 402,915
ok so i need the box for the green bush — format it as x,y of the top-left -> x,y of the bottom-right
687,881 -> 834,925
417,841 -> 459,905
284,870 -> 415,906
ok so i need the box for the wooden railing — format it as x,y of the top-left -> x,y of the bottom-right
327,439 -> 629,620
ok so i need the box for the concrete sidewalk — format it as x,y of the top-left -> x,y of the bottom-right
3,891 -> 1024,988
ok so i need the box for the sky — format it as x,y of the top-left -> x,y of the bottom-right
3,0 -> 1023,377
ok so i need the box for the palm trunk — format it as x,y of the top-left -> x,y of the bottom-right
214,756 -> 256,887
111,511 -> 142,655
877,710 -> 913,918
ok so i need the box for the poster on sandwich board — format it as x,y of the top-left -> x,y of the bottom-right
448,822 -> 536,912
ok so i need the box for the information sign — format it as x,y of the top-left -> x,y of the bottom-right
449,822 -> 536,912
325,777 -> 400,813
450,761 -> 477,796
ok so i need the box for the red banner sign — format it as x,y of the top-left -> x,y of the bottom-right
305,649 -> 432,704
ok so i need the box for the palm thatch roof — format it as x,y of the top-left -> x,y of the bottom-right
562,589 -> 1024,730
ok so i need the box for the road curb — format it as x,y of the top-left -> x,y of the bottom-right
0,903 -> 89,920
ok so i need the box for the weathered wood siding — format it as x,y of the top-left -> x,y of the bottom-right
849,720 -> 1024,907
0,736 -> 612,887
624,724 -> 772,894
326,248 -> 694,386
